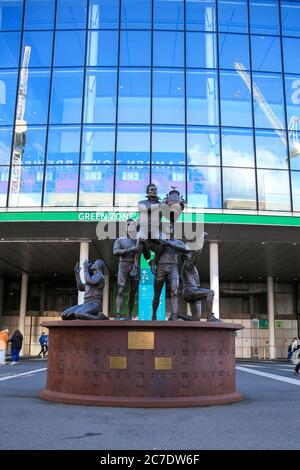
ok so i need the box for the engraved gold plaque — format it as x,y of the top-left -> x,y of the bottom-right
155,357 -> 172,370
109,356 -> 127,369
128,331 -> 154,350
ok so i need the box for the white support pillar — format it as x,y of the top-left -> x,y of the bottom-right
210,242 -> 219,318
0,278 -> 4,323
78,242 -> 89,304
19,272 -> 28,356
102,272 -> 110,316
267,276 -> 276,359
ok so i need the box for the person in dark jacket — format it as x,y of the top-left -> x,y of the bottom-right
8,330 -> 23,365
38,332 -> 48,358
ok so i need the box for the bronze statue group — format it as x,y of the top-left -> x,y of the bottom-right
62,184 -> 219,322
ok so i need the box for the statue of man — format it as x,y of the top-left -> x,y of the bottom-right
61,259 -> 108,320
113,219 -> 141,320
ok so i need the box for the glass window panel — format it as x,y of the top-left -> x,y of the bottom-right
0,165 -> 8,206
219,33 -> 249,71
0,32 -> 20,68
251,36 -> 281,73
153,31 -> 184,68
19,126 -> 46,165
84,69 -> 117,124
186,0 -> 216,32
187,70 -> 218,126
117,126 -> 149,164
153,69 -> 184,125
121,0 -> 152,29
152,164 -> 185,200
54,31 -> 86,67
44,165 -> 78,206
288,130 -> 300,171
291,171 -> 300,211
187,127 -> 220,166
24,0 -> 55,30
8,165 -> 43,207
223,167 -> 256,210
50,69 -> 84,125
88,0 -> 119,29
152,126 -> 185,166
153,0 -> 184,30
256,129 -> 288,169
115,165 -> 150,206
219,70 -> 252,127
22,31 -> 53,68
281,1 -> 300,38
0,127 -> 12,165
249,0 -> 279,35
120,31 -> 151,67
79,164 -> 113,206
0,0 -> 23,31
0,70 -> 18,125
186,32 -> 217,69
22,69 -> 51,125
285,75 -> 300,127
56,0 -> 87,29
118,69 -> 150,124
46,126 -> 81,165
221,128 -> 254,168
188,166 -> 221,208
252,73 -> 285,130
87,31 -> 118,67
218,0 -> 248,34
257,169 -> 291,211
82,125 -> 115,164
283,38 -> 300,75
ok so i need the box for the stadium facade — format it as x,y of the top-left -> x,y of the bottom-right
0,0 -> 300,359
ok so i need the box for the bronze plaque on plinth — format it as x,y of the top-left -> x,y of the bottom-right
155,357 -> 172,370
109,356 -> 127,369
128,331 -> 154,350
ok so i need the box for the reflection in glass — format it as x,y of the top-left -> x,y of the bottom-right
285,75 -> 300,125
283,38 -> 300,75
257,169 -> 291,211
252,73 -> 285,130
56,0 -> 87,29
256,129 -> 288,169
288,130 -> 300,171
46,126 -> 81,165
153,70 -> 184,125
152,165 -> 185,199
50,69 -> 84,124
291,171 -> 300,211
186,32 -> 217,69
8,165 -> 44,207
0,166 -> 8,206
0,127 -> 12,165
24,0 -> 55,30
187,127 -> 220,166
22,69 -> 51,125
154,31 -> 184,68
115,165 -> 150,206
152,126 -> 185,166
20,126 -> 46,165
281,1 -> 300,38
219,33 -> 249,71
120,31 -> 151,67
187,70 -> 218,126
54,31 -> 86,67
117,126 -> 150,164
44,165 -> 78,206
79,164 -> 114,206
153,0 -> 184,30
223,167 -> 256,210
221,128 -> 254,168
86,31 -> 118,67
219,70 -> 252,127
84,69 -> 117,124
88,0 -> 120,29
188,166 -> 221,208
22,31 -> 53,68
81,125 -> 115,164
0,32 -> 21,69
186,0 -> 216,32
249,0 -> 279,35
118,69 -> 150,124
0,1 -> 23,30
121,0 -> 152,29
251,36 -> 281,73
218,0 -> 248,34
0,70 -> 18,125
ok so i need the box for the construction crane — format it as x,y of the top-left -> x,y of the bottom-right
9,46 -> 31,206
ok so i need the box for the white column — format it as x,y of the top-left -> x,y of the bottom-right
102,272 -> 110,316
19,272 -> 28,356
0,278 -> 4,323
210,242 -> 219,318
267,276 -> 276,359
78,242 -> 89,304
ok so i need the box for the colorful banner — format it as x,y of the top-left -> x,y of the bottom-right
138,255 -> 166,321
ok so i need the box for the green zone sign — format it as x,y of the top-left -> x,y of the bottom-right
259,319 -> 269,329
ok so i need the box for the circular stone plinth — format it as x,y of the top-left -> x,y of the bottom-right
40,320 -> 243,408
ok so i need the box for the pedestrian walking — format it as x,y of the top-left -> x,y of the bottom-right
0,329 -> 9,365
8,329 -> 23,365
38,332 -> 48,358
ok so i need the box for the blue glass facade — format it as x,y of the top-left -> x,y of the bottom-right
0,0 -> 300,210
